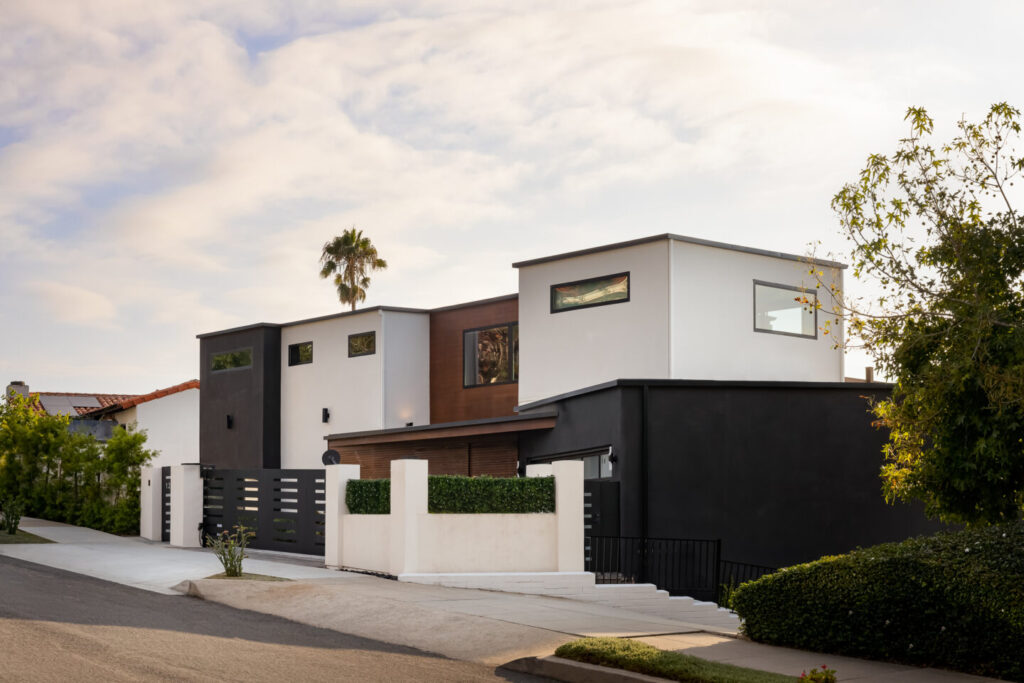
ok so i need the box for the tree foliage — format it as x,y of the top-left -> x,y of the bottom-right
0,391 -> 155,534
831,103 -> 1024,525
319,227 -> 388,311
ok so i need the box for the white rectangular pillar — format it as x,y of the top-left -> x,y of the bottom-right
389,459 -> 428,576
553,460 -> 584,572
139,466 -> 162,541
324,464 -> 361,569
170,464 -> 203,548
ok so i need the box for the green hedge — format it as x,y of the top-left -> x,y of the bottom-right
731,522 -> 1024,681
346,475 -> 555,515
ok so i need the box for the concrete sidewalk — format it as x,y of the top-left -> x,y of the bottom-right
1,518 -> 997,681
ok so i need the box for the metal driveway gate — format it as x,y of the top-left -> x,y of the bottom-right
201,468 -> 326,556
160,466 -> 171,542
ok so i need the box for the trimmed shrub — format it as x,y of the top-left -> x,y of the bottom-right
731,522 -> 1024,681
554,637 -> 797,682
347,479 -> 391,515
346,475 -> 555,514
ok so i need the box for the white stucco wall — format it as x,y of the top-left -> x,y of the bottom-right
381,311 -> 430,429
669,241 -> 844,382
517,240 -> 671,405
280,311 -> 383,469
280,310 -> 431,469
116,388 -> 199,470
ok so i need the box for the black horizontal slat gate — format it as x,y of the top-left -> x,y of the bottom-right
201,468 -> 326,556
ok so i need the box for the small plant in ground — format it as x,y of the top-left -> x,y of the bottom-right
1,498 -> 24,535
799,665 -> 837,682
206,524 -> 254,577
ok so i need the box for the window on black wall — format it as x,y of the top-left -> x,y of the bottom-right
211,347 -> 252,372
288,341 -> 313,366
463,322 -> 518,387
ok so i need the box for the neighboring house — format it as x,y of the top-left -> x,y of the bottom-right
82,380 -> 200,470
4,380 -> 139,440
197,233 -> 943,568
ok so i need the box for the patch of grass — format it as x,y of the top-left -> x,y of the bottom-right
204,573 -> 290,581
555,637 -> 797,683
0,529 -> 54,544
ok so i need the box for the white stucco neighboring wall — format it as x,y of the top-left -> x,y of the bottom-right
114,388 -> 199,470
517,240 -> 671,405
381,311 -> 430,429
280,311 -> 383,469
670,240 -> 844,382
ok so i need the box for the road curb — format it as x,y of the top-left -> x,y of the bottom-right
502,655 -> 669,682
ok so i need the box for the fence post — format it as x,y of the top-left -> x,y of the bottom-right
170,463 -> 203,548
390,459 -> 428,576
713,539 -> 722,603
552,460 -> 584,572
139,466 -> 162,541
324,464 -> 361,569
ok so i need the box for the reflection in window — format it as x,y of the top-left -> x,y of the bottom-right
754,282 -> 816,338
211,348 -> 252,372
551,272 -> 630,312
288,341 -> 313,366
463,322 -> 518,387
348,331 -> 376,357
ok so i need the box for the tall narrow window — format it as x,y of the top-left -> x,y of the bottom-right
551,272 -> 630,313
210,348 -> 252,372
288,341 -> 313,366
463,322 -> 518,387
348,331 -> 376,357
753,281 -> 817,338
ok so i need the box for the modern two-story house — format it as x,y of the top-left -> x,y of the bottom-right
197,234 -> 942,568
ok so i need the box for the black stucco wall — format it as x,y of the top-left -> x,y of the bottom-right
519,381 -> 946,569
199,326 -> 281,469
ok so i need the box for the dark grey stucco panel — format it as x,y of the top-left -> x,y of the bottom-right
199,326 -> 281,469
643,384 -> 945,567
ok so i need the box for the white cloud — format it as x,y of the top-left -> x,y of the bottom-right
25,281 -> 119,328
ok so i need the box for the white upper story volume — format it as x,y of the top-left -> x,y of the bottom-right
514,234 -> 846,405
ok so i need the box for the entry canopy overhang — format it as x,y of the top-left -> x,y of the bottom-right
324,410 -> 558,447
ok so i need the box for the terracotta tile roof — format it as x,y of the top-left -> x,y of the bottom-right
80,380 -> 199,417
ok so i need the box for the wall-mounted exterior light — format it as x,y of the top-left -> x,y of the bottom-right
226,414 -> 233,429
322,408 -> 330,423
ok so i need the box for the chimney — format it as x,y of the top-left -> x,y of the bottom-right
5,381 -> 28,400
865,367 -> 874,383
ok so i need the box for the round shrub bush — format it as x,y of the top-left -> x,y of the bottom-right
731,522 -> 1024,681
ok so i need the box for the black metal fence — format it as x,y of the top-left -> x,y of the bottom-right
586,536 -> 722,601
160,466 -> 171,543
586,536 -> 778,604
201,468 -> 326,556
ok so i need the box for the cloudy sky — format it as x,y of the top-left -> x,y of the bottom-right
1,0 -> 1020,393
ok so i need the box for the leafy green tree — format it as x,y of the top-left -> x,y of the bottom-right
830,103 -> 1024,525
319,227 -> 388,311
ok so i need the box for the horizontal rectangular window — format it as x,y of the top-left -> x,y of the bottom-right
348,331 -> 376,357
288,341 -> 313,366
754,281 -> 817,338
535,447 -> 613,480
463,322 -> 518,387
211,348 -> 252,372
551,272 -> 630,313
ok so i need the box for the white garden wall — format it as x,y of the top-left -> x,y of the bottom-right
325,459 -> 583,577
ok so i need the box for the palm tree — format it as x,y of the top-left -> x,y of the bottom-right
319,228 -> 388,311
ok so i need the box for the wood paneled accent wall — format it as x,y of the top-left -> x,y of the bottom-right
429,295 -> 519,424
330,434 -> 519,479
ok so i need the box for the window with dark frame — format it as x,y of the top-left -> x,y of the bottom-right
463,322 -> 518,387
551,272 -> 630,313
348,331 -> 376,357
288,341 -> 313,366
753,280 -> 817,339
210,347 -> 252,372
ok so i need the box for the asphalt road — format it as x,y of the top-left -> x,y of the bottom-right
0,555 -> 549,682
